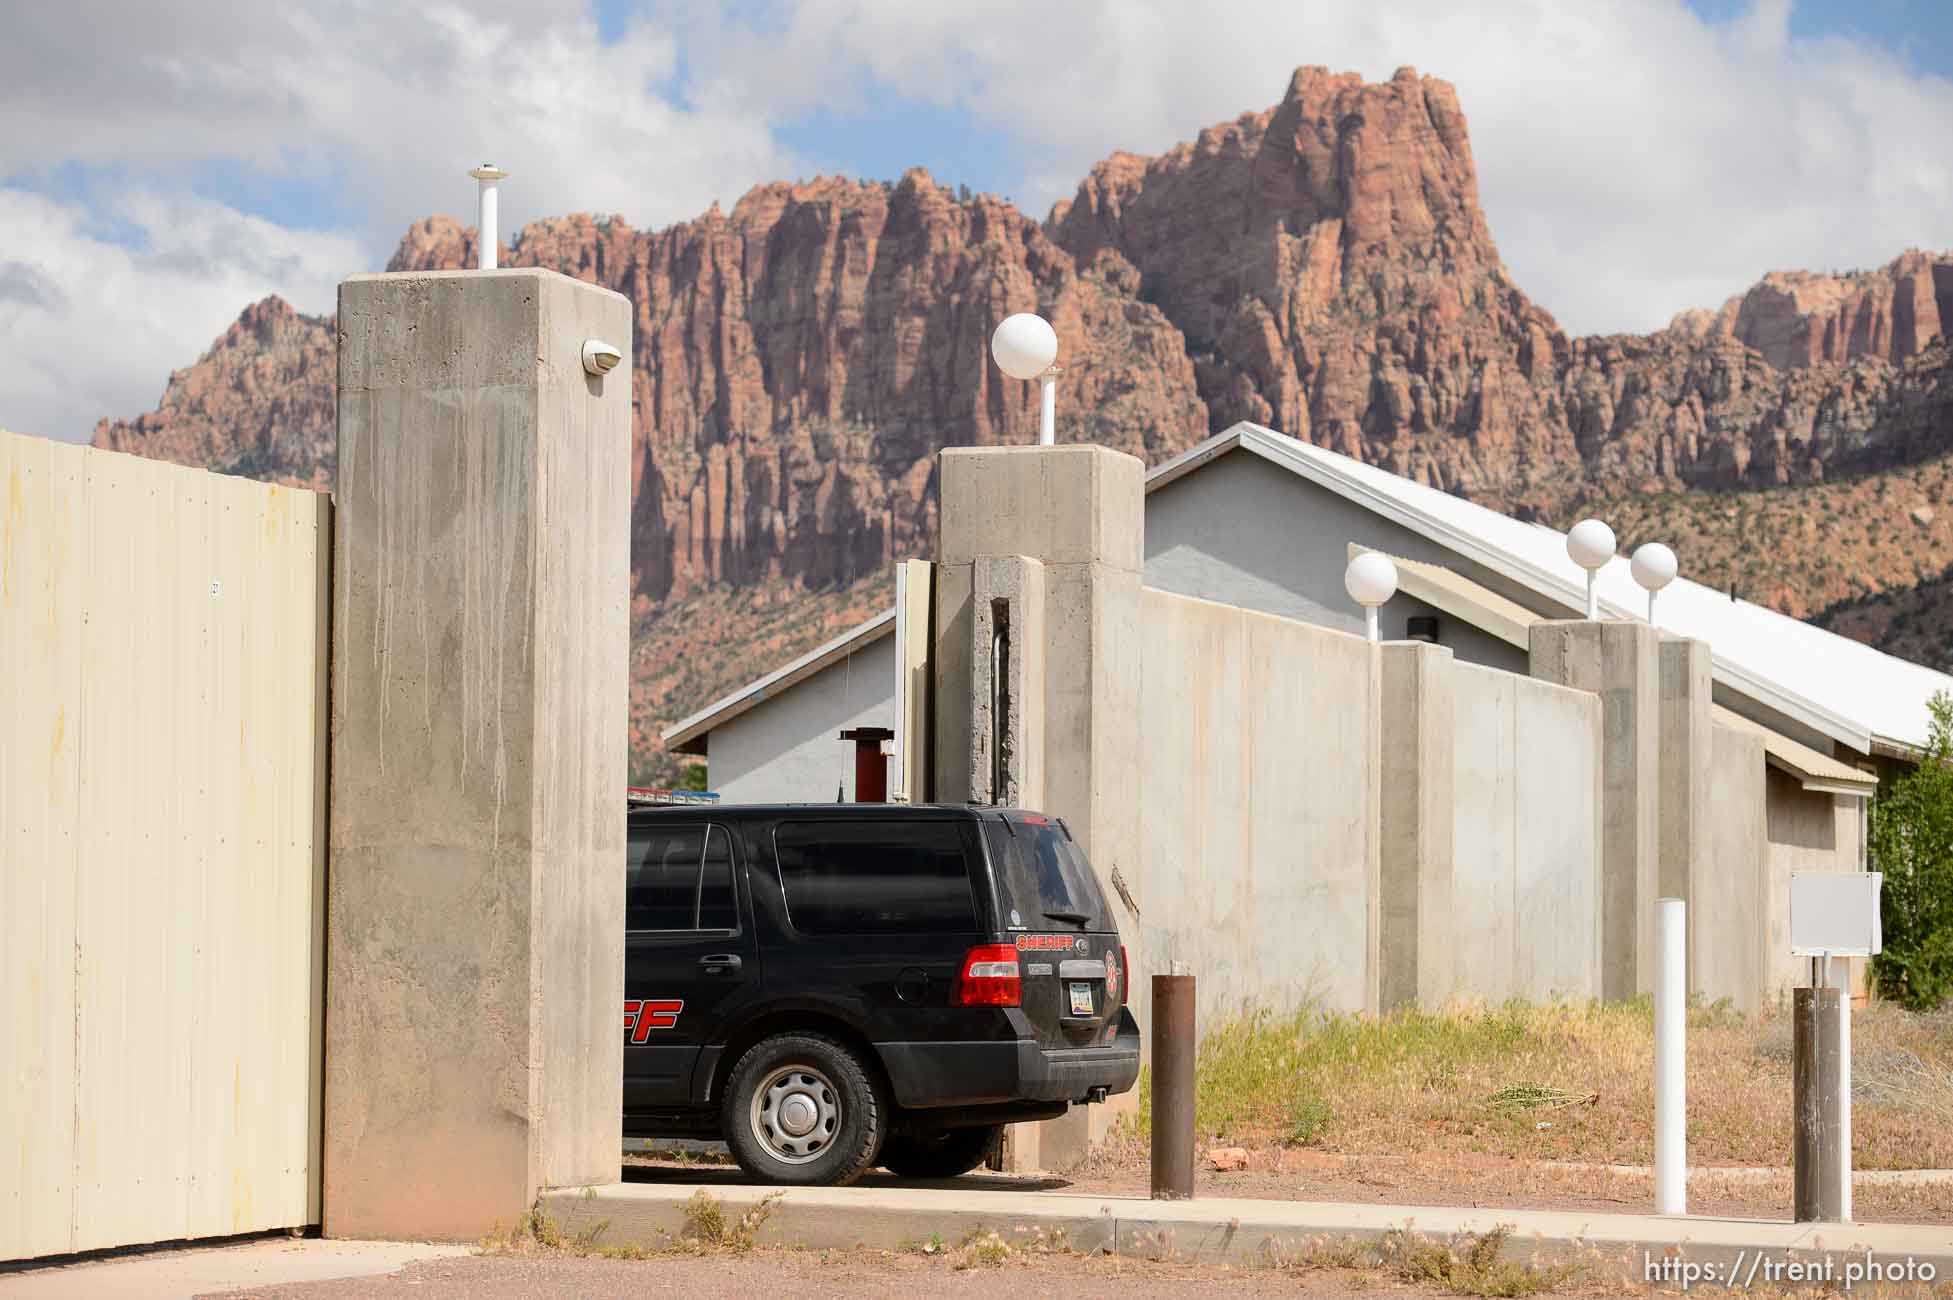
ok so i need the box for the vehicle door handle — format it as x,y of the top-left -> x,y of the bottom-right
698,953 -> 743,975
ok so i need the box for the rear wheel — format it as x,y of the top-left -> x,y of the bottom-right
722,1033 -> 884,1186
879,1123 -> 1002,1179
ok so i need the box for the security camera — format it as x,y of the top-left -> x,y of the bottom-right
581,339 -> 624,377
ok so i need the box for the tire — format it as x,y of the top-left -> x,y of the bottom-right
722,1033 -> 885,1186
879,1123 -> 1002,1179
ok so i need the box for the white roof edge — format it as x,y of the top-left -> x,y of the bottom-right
1145,426 -> 1246,494
1211,422 -> 1879,756
662,607 -> 896,752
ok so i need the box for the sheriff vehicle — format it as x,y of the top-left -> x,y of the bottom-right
621,801 -> 1141,1185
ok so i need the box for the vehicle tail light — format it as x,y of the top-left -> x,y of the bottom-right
1116,944 -> 1129,1009
954,944 -> 1021,1007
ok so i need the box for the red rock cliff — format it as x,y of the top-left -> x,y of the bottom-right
385,170 -> 1209,609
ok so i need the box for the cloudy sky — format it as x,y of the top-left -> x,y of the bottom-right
4,0 -> 1953,443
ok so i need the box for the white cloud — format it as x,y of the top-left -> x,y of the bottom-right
0,1 -> 801,440
0,188 -> 362,442
683,0 -> 1953,336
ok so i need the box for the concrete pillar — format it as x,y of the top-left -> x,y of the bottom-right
967,555 -> 1047,809
326,269 -> 632,1239
935,445 -> 1144,1171
1658,636 -> 1714,989
1530,620 -> 1660,999
1378,641 -> 1455,1010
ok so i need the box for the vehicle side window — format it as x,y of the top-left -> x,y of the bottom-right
699,825 -> 736,930
626,823 -> 737,932
772,820 -> 979,935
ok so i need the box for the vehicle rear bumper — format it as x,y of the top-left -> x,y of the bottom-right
875,1007 -> 1142,1108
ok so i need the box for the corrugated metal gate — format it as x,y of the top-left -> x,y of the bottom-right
2,431 -> 329,1261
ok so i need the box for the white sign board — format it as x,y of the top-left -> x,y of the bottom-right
1789,870 -> 1883,957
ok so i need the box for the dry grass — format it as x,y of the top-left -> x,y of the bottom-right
1270,1227 -> 1591,1297
1125,998 -> 1953,1172
482,1189 -> 783,1262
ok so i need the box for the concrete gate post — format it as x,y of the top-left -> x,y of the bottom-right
935,445 -> 1144,1172
1377,640 -> 1456,1010
1529,620 -> 1660,998
325,269 -> 633,1239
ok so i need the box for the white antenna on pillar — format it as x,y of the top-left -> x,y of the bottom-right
991,313 -> 1060,445
1566,518 -> 1616,619
1632,542 -> 1678,626
468,164 -> 508,270
1345,552 -> 1398,643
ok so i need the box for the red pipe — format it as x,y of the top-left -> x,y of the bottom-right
839,727 -> 894,802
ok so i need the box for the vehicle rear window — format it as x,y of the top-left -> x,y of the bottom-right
626,822 -> 737,931
983,817 -> 1111,932
773,821 -> 980,935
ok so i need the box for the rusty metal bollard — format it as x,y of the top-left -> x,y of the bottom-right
1151,965 -> 1195,1200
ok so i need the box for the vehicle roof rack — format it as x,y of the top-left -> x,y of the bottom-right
626,786 -> 721,807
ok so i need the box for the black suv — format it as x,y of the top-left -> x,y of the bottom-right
621,803 -> 1141,1185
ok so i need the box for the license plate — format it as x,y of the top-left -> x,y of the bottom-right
1068,982 -> 1093,1015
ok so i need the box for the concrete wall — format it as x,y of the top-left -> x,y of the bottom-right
1145,451 -> 1531,674
327,269 -> 631,1240
1698,724 -> 1768,1012
1529,620 -> 1663,998
709,632 -> 897,802
1,431 -> 329,1262
1131,587 -> 1380,1026
1449,662 -> 1604,1002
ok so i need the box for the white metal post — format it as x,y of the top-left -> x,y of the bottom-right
1654,897 -> 1687,1215
1038,370 -> 1056,445
1365,606 -> 1379,643
469,164 -> 507,270
1586,570 -> 1599,620
1829,954 -> 1852,1221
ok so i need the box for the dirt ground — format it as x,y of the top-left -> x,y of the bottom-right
1067,1147 -> 1953,1226
214,1241 -> 1953,1299
622,1147 -> 1953,1226
210,1245 -> 1597,1299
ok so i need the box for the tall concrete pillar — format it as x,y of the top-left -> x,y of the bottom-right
326,269 -> 632,1239
1378,641 -> 1455,1010
1529,620 -> 1661,998
935,445 -> 1144,1171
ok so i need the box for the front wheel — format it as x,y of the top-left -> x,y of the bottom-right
722,1033 -> 885,1185
880,1123 -> 1002,1179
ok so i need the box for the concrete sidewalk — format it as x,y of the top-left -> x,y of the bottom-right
0,1237 -> 471,1299
543,1180 -> 1953,1282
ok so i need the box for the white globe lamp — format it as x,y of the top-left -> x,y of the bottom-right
990,313 -> 1060,444
1344,552 -> 1399,643
1631,541 -> 1678,624
1565,518 -> 1616,619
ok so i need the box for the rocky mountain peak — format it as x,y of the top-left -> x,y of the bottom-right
1669,249 -> 1953,370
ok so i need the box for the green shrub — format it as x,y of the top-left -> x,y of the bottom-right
1870,691 -> 1953,1009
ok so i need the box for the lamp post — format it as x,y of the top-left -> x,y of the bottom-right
991,313 -> 1060,445
1345,552 -> 1399,643
1566,518 -> 1616,619
468,164 -> 508,270
1632,542 -> 1678,625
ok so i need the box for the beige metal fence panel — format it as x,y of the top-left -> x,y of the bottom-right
1,432 -> 327,1261
1,432 -> 85,1261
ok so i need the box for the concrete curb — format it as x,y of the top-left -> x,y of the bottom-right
542,1182 -> 1953,1284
